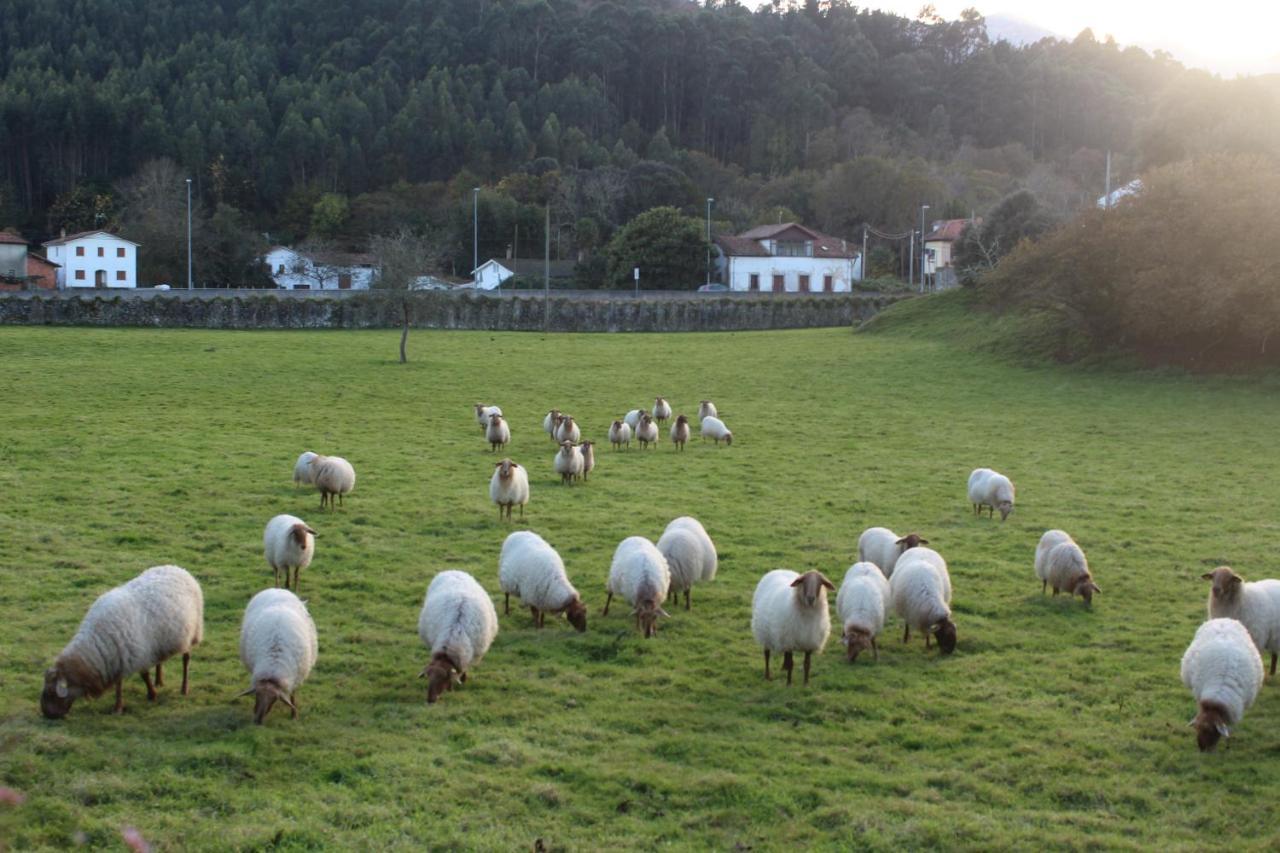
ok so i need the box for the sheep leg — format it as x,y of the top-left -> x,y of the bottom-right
338,493 -> 344,507
1042,579 -> 1046,594
602,592 -> 612,616
181,653 -> 191,695
531,606 -> 541,627
274,566 -> 280,587
518,503 -> 524,519
154,662 -> 164,687
141,670 -> 157,701
764,649 -> 771,680
783,652 -> 794,686
903,625 -> 911,644
803,652 -> 812,685
684,589 -> 691,611
504,593 -> 510,615
290,693 -> 298,720
872,637 -> 879,662
1272,653 -> 1277,676
113,680 -> 125,714
925,633 -> 932,649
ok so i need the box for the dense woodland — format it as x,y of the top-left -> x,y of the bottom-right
0,0 -> 1275,286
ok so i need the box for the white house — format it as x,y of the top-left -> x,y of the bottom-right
1097,178 -> 1143,209
264,246 -> 378,290
713,223 -> 861,293
44,230 -> 138,289
471,257 -> 576,290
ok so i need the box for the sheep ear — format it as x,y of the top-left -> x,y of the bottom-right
821,577 -> 835,591
657,607 -> 671,618
418,667 -> 429,679
276,690 -> 296,710
1217,723 -> 1231,738
1187,717 -> 1197,727
234,687 -> 255,699
919,538 -> 929,545
789,576 -> 804,588
894,536 -> 908,545
55,677 -> 69,698
305,526 -> 317,536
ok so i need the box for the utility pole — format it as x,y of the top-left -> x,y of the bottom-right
919,204 -> 930,293
544,203 -> 550,328
908,229 -> 914,288
472,187 -> 479,287
705,197 -> 715,288
1104,150 -> 1112,210
185,178 -> 192,289
861,224 -> 868,282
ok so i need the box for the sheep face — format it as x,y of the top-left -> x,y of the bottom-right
495,458 -> 518,480
931,619 -> 958,654
842,628 -> 873,663
895,533 -> 928,552
290,522 -> 317,550
675,414 -> 688,427
997,500 -> 1013,520
639,413 -> 653,426
565,598 -> 588,633
1202,566 -> 1243,603
1074,577 -> 1101,605
40,667 -> 78,719
250,680 -> 295,724
1192,702 -> 1231,751
723,432 -> 733,445
422,655 -> 458,704
488,413 -> 503,426
633,598 -> 670,638
789,570 -> 834,608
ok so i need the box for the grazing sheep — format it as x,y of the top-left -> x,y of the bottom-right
636,413 -> 659,449
624,409 -> 644,432
837,562 -> 891,663
293,451 -> 319,487
41,565 -> 204,719
700,416 -> 733,446
657,516 -> 717,610
669,415 -> 690,451
554,441 -> 584,485
610,419 -> 632,450
603,537 -> 671,638
263,514 -> 317,592
751,569 -> 834,685
1181,618 -> 1263,751
1202,566 -> 1280,675
653,397 -> 672,424
498,531 -> 587,631
968,468 -> 1015,520
486,413 -> 511,452
698,400 -> 718,422
418,570 -> 499,703
856,527 -> 929,579
579,441 -> 596,481
555,415 -> 581,445
474,403 -> 502,431
311,454 -> 355,510
489,458 -> 529,520
237,588 -> 317,725
543,409 -> 561,441
890,548 -> 956,654
1034,530 -> 1099,605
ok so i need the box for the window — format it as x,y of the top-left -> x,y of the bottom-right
823,275 -> 833,292
798,274 -> 810,293
771,274 -> 784,293
97,247 -> 104,257
748,273 -> 760,291
117,247 -> 125,258
775,241 -> 807,257
75,270 -> 85,280
116,270 -> 126,281
295,284 -> 310,290
76,247 -> 84,257
276,264 -> 286,274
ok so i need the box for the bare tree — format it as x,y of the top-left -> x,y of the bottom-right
291,237 -> 343,290
370,228 -> 446,363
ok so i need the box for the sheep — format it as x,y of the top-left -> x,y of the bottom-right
609,419 -> 632,450
293,451 -> 318,487
474,403 -> 502,431
237,588 -> 317,724
1181,618 -> 1264,751
968,467 -> 1015,520
263,514 -> 317,592
489,458 -> 529,520
1202,565 -> 1280,675
837,562 -> 891,663
624,409 -> 644,432
554,415 -> 581,445
751,569 -> 834,685
636,413 -> 659,449
669,415 -> 690,451
418,570 -> 499,703
40,565 -> 204,719
579,440 -> 596,481
603,536 -> 671,638
698,400 -> 718,422
1034,529 -> 1100,605
498,531 -> 587,631
700,416 -> 733,446
554,441 -> 584,485
486,413 -> 511,452
890,547 -> 956,654
311,454 -> 355,510
856,527 -> 929,579
657,516 -> 717,610
542,409 -> 561,441
653,396 -> 672,424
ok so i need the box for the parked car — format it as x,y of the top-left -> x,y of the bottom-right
696,283 -> 729,293
154,284 -> 171,291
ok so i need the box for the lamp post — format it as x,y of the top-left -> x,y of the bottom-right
186,178 -> 192,289
705,197 -> 715,288
472,187 -> 479,287
919,204 -> 930,292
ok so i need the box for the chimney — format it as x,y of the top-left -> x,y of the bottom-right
60,227 -> 66,239
505,244 -> 512,259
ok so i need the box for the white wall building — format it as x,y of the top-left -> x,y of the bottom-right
714,223 -> 861,292
264,246 -> 378,290
471,258 -> 576,290
43,231 -> 139,289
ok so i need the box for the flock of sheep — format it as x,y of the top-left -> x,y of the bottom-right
34,402 -> 1274,752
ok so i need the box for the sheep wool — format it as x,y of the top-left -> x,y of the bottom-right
555,416 -> 581,445
474,403 -> 502,431
418,570 -> 499,703
657,516 -> 717,609
605,536 -> 671,638
669,415 -> 691,450
1203,565 -> 1280,675
543,410 -> 561,440
41,565 -> 204,719
239,588 -> 318,724
889,548 -> 956,654
579,441 -> 596,481
1181,618 -> 1263,751
653,397 -> 673,423
312,455 -> 356,510
554,442 -> 584,485
293,451 -> 319,486
837,562 -> 891,663
489,458 -> 530,520
968,467 -> 1015,520
624,409 -> 644,432
636,414 -> 659,449
698,400 -> 718,422
486,414 -> 511,451
751,569 -> 834,685
498,531 -> 586,631
700,416 -> 733,446
609,420 -> 632,450
856,527 -> 929,579
1035,530 -> 1099,604
263,514 -> 317,592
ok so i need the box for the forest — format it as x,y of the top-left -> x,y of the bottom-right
0,0 -> 1275,286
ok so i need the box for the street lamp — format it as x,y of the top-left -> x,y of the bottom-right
919,204 -> 930,292
186,178 -> 192,289
705,197 -> 715,288
472,187 -> 480,288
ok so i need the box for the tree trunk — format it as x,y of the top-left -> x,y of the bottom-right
399,299 -> 410,364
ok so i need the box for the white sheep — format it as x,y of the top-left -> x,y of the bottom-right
579,441 -> 596,481
489,458 -> 529,520
543,409 -> 561,441
418,570 -> 499,703
652,396 -> 672,424
1202,566 -> 1280,676
669,415 -> 690,451
1181,617 -> 1263,751
293,451 -> 318,487
636,413 -> 659,449
40,565 -> 204,718
700,416 -> 733,446
889,548 -> 956,654
698,400 -> 718,422
624,408 -> 644,432
237,588 -> 318,724
856,527 -> 929,579
498,531 -> 587,631
486,413 -> 511,451
311,454 -> 355,510
474,403 -> 502,431
837,562 -> 891,663
968,467 -> 1015,520
1034,529 -> 1100,605
554,441 -> 583,485
657,516 -> 717,610
554,415 -> 581,445
263,513 -> 317,592
609,419 -> 632,450
751,569 -> 834,685
603,536 -> 671,638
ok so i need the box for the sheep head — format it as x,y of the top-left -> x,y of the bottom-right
474,403 -> 486,417
611,419 -> 623,431
895,533 -> 928,552
290,522 -> 317,549
675,414 -> 688,427
722,431 -> 733,445
639,413 -> 653,426
842,627 -> 873,663
565,597 -> 588,633
930,618 -> 958,654
790,571 -> 834,607
242,679 -> 295,724
488,413 -> 503,426
1073,575 -> 1100,605
421,653 -> 459,704
495,458 -> 518,480
1191,701 -> 1231,751
1202,566 -> 1242,603
633,597 -> 671,638
558,441 -> 575,457
40,666 -> 78,719
997,500 -> 1013,520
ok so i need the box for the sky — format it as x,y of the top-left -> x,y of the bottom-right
756,2 -> 1280,76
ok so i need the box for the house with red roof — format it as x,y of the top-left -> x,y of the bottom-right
713,223 -> 862,293
44,230 -> 139,288
922,218 -> 979,289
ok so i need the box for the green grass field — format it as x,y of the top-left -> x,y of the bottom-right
3,305 -> 1280,850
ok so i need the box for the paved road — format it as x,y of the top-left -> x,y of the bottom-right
10,287 -> 891,301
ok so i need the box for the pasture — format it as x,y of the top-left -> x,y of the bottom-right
2,315 -> 1279,850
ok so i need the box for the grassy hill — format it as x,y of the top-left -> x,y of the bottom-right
2,323 -> 1279,849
